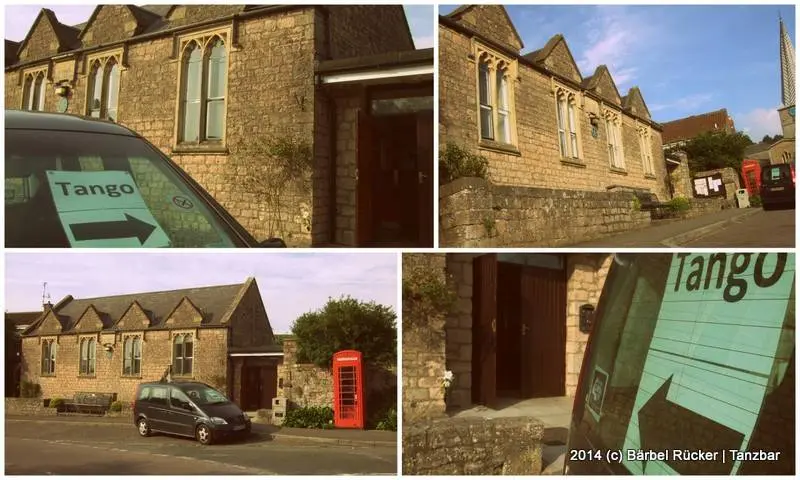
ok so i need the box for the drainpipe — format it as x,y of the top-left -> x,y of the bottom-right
328,95 -> 338,245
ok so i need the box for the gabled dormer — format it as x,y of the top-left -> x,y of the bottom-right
164,296 -> 205,327
72,304 -> 106,332
447,5 -> 523,54
166,5 -> 246,29
25,309 -> 64,336
582,65 -> 622,107
78,5 -> 162,47
115,300 -> 153,330
622,86 -> 652,121
17,8 -> 80,63
524,34 -> 583,85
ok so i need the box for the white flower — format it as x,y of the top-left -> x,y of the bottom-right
442,370 -> 454,390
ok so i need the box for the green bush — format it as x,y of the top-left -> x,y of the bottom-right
109,401 -> 123,412
667,196 -> 691,212
375,407 -> 397,432
283,406 -> 334,429
20,381 -> 41,398
750,195 -> 762,207
49,397 -> 65,410
439,143 -> 489,184
632,196 -> 641,211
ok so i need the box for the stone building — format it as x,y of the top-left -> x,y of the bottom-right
439,5 -> 669,200
17,277 -> 282,410
404,252 -> 611,420
4,5 -> 434,247
661,108 -> 736,150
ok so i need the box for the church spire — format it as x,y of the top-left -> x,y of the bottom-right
779,15 -> 795,107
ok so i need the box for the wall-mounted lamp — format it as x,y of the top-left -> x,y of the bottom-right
54,81 -> 72,98
103,343 -> 114,359
587,112 -> 600,127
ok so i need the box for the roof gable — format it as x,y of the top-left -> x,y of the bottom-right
524,34 -> 582,85
583,65 -> 622,106
163,297 -> 205,327
72,304 -> 106,332
27,310 -> 64,336
115,300 -> 152,330
79,5 -> 161,46
448,5 -> 523,53
622,86 -> 651,121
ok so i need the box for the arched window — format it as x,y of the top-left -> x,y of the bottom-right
123,336 -> 142,375
79,338 -> 96,375
495,65 -> 510,144
180,36 -> 227,144
478,57 -> 493,140
105,60 -> 120,121
22,75 -> 33,110
41,339 -> 57,375
88,61 -> 104,117
205,38 -> 226,140
181,42 -> 203,143
172,333 -> 193,375
32,72 -> 45,111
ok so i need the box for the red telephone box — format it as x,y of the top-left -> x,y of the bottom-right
332,350 -> 364,429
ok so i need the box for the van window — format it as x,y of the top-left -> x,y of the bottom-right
137,386 -> 151,401
761,164 -> 793,184
572,253 -> 794,475
148,386 -> 168,407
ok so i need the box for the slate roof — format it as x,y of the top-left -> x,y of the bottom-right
5,39 -> 19,66
523,34 -> 564,65
26,281 -> 250,334
6,311 -> 42,329
661,109 -> 734,145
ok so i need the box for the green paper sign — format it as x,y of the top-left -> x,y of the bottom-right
46,170 -> 171,248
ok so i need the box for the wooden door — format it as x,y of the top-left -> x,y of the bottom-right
356,111 -> 374,246
520,265 -> 567,398
472,253 -> 498,407
417,111 -> 434,247
241,366 -> 263,411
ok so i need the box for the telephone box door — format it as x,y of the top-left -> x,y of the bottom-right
333,350 -> 364,429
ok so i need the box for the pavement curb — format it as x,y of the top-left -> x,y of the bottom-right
5,417 -> 396,448
661,208 -> 761,247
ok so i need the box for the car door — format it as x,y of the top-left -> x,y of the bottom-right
168,387 -> 198,437
146,386 -> 171,433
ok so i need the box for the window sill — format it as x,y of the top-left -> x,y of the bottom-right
560,158 -> 586,168
610,167 -> 628,175
172,143 -> 229,155
172,375 -> 194,380
121,375 -> 143,379
644,174 -> 657,180
478,139 -> 521,156
40,374 -> 57,378
78,375 -> 97,379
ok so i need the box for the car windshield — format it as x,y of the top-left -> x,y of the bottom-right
181,385 -> 230,406
571,253 -> 794,475
5,129 -> 246,248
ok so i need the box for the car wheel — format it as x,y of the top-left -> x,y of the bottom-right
196,424 -> 213,445
137,417 -> 151,437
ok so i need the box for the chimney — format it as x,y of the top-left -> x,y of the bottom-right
42,282 -> 52,311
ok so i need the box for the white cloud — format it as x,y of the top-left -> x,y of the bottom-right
734,107 -> 782,141
650,93 -> 714,113
576,6 -> 656,89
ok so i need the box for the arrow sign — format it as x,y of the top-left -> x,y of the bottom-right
70,214 -> 156,244
638,375 -> 744,475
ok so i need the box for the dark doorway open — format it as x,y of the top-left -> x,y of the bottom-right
473,254 -> 567,408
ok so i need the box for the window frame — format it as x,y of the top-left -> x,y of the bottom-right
41,339 -> 57,375
172,333 -> 194,376
79,338 -> 96,375
21,66 -> 48,111
637,124 -> 655,176
474,41 -> 518,149
604,110 -> 625,170
123,335 -> 142,376
553,85 -> 582,160
84,48 -> 124,122
174,26 -> 232,149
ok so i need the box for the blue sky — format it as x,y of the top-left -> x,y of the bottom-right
4,253 -> 398,334
4,5 -> 434,48
440,4 -> 795,140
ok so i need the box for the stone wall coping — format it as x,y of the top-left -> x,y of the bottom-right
438,176 -> 491,198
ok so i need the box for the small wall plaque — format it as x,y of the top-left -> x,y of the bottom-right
57,97 -> 68,113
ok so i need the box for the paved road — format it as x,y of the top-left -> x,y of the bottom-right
687,208 -> 795,247
5,420 -> 396,475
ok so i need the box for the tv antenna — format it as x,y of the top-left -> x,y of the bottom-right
42,282 -> 51,306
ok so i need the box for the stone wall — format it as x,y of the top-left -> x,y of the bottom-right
668,151 -> 693,198
333,96 -> 360,245
5,398 -> 57,416
20,328 -> 229,402
439,18 -> 669,200
402,254 -> 448,422
565,254 -> 611,396
277,339 -> 396,417
403,416 -> 544,475
440,177 -> 651,247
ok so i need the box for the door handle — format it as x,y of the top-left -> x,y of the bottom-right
522,324 -> 529,336
419,172 -> 428,184
491,318 -> 497,333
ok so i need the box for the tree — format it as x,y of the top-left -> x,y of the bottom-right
680,131 -> 753,174
761,134 -> 783,144
291,296 -> 396,369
